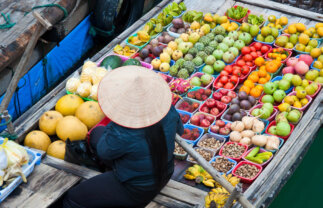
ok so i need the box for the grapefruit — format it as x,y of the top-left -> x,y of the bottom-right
24,130 -> 51,151
47,140 -> 66,160
56,116 -> 88,141
75,101 -> 105,129
55,94 -> 84,116
39,111 -> 63,136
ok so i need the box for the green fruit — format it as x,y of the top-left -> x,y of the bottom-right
260,108 -> 271,119
271,28 -> 279,38
276,122 -> 291,136
315,76 -> 323,83
287,110 -> 301,123
268,126 -> 277,135
282,73 -> 293,83
291,75 -> 302,86
305,84 -> 316,95
202,65 -> 214,75
262,103 -> 274,114
257,34 -> 264,42
251,108 -> 261,117
278,79 -> 291,91
285,42 -> 294,49
273,90 -> 286,103
201,74 -> 213,85
276,112 -> 288,123
308,39 -> 318,48
261,95 -> 275,104
305,70 -> 319,81
240,23 -> 250,33
264,35 -> 274,43
190,77 -> 201,87
122,58 -> 141,66
289,34 -> 298,45
100,55 -> 123,69
264,82 -> 277,95
250,25 -> 260,37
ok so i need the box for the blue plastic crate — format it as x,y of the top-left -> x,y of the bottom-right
262,135 -> 284,153
210,156 -> 237,175
271,76 -> 294,94
176,109 -> 192,125
253,30 -> 281,45
293,39 -> 322,55
0,138 -> 42,203
310,58 -> 321,71
181,124 -> 205,145
208,119 -> 232,139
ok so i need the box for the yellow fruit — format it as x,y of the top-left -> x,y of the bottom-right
82,61 -> 96,71
180,33 -> 189,42
66,78 -> 81,93
315,23 -> 323,29
75,101 -> 105,129
160,53 -> 171,63
159,62 -> 170,72
280,16 -> 288,26
167,41 -> 178,51
218,16 -> 228,24
283,96 -> 295,105
201,24 -> 211,34
300,98 -> 309,106
296,90 -> 307,99
321,47 -> 323,54
317,27 -> 323,37
24,130 -> 51,151
296,23 -> 306,32
268,15 -> 276,23
190,21 -> 201,30
310,48 -> 321,58
47,140 -> 66,160
278,103 -> 291,112
312,33 -> 320,39
288,24 -> 297,34
313,61 -> 323,69
298,33 -> 310,45
55,94 -> 84,116
293,101 -> 302,108
80,67 -> 95,83
151,58 -> 162,70
303,29 -> 313,37
77,82 -> 92,98
39,111 -> 63,136
56,116 -> 88,141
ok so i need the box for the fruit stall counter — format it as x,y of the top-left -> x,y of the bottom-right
1,0 -> 323,207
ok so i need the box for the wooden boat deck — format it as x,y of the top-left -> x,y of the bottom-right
1,0 -> 323,207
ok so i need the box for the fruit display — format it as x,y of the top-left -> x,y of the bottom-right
197,135 -> 223,151
274,34 -> 297,49
127,31 -> 151,47
240,22 -> 260,37
213,75 -> 238,90
266,47 -> 291,62
231,91 -> 257,110
174,142 -> 187,156
250,103 -> 276,120
238,43 -> 271,69
188,147 -> 214,163
199,98 -> 227,116
182,10 -> 204,23
266,15 -> 288,30
244,14 -> 265,26
294,33 -> 320,53
178,111 -> 191,124
283,54 -> 312,75
113,44 -> 137,57
187,88 -> 212,101
244,147 -> 273,164
181,126 -> 202,141
169,78 -> 191,94
220,142 -> 247,160
190,113 -> 215,128
311,54 -> 323,70
176,98 -> 200,113
221,64 -> 251,81
183,164 -> 215,187
267,118 -> 293,138
283,91 -> 312,109
256,26 -> 279,43
233,162 -> 261,180
283,23 -> 307,35
226,6 -> 249,22
211,156 -> 236,173
189,73 -> 214,88
212,88 -> 237,104
276,110 -> 302,124
209,120 -> 232,136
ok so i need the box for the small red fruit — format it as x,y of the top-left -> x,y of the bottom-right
210,108 -> 219,116
236,59 -> 246,67
205,115 -> 215,123
198,88 -> 205,95
216,101 -> 226,111
201,106 -> 210,113
250,46 -> 256,52
232,68 -> 241,77
220,76 -> 229,84
202,95 -> 208,101
246,61 -> 254,67
230,75 -> 239,84
215,82 -> 223,89
210,125 -> 220,133
219,89 -> 228,95
241,65 -> 250,75
215,120 -> 226,128
200,119 -> 211,127
241,46 -> 251,55
192,102 -> 200,109
227,90 -> 237,98
219,127 -> 230,135
224,82 -> 234,89
205,89 -> 212,96
224,65 -> 233,74
190,115 -> 200,125
205,98 -> 216,108
220,70 -> 229,76
261,45 -> 269,54
250,51 -> 258,59
257,51 -> 262,57
243,54 -> 253,62
221,95 -> 231,104
212,92 -> 222,100
254,42 -> 262,51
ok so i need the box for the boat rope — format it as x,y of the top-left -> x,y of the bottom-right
0,13 -> 16,29
24,3 -> 69,20
0,114 -> 17,140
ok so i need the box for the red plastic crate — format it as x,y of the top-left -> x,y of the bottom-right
283,92 -> 312,111
232,161 -> 263,183
219,142 -> 248,162
198,100 -> 227,119
242,147 -> 273,167
249,104 -> 278,122
225,5 -> 251,23
265,121 -> 295,141
213,75 -> 239,91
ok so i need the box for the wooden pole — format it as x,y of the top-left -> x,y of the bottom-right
224,183 -> 242,208
175,134 -> 254,208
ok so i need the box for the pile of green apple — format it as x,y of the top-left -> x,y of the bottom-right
261,74 -> 294,104
240,22 -> 260,37
190,73 -> 213,87
256,26 -> 279,43
304,69 -> 323,84
276,109 -> 302,124
275,34 -> 298,49
267,115 -> 292,137
251,103 -> 274,119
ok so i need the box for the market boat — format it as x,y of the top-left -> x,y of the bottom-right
1,0 -> 323,207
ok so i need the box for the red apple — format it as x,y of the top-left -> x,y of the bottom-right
205,115 -> 214,123
212,92 -> 222,100
215,120 -> 225,128
210,125 -> 220,133
221,96 -> 232,104
201,106 -> 209,113
227,91 -> 237,98
202,95 -> 208,101
205,98 -> 216,108
205,89 -> 212,96
216,101 -> 226,111
219,127 -> 230,135
225,123 -> 231,129
210,108 -> 219,116
219,89 -> 228,95
200,119 -> 211,127
190,115 -> 200,125
261,45 -> 269,54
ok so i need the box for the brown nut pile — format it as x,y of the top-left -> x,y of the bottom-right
222,143 -> 245,158
235,164 -> 260,179
174,143 -> 187,155
188,148 -> 213,162
199,137 -> 222,150
211,157 -> 235,173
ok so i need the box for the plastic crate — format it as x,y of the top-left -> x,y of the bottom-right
258,94 -> 283,108
97,54 -> 153,70
208,119 -> 232,139
265,121 -> 295,141
112,42 -> 139,58
198,100 -> 227,119
249,104 -> 278,122
242,147 -> 273,166
189,72 -> 215,89
263,135 -> 285,153
232,161 -> 262,183
234,55 -> 257,71
271,76 -> 294,94
125,33 -> 150,50
264,20 -> 287,32
275,109 -> 303,126
219,142 -> 248,162
283,92 -> 312,111
253,32 -> 281,45
210,156 -> 237,175
189,112 -> 216,131
0,138 -> 42,203
213,75 -> 239,91
187,147 -> 215,164
273,34 -> 293,51
197,133 -> 226,153
177,109 -> 192,125
310,58 -> 322,71
264,47 -> 293,63
175,97 -> 201,114
292,80 -> 322,98
166,23 -> 189,38
293,39 -> 322,54
181,124 -> 205,145
220,108 -> 249,123
225,6 -> 250,23
186,86 -> 213,102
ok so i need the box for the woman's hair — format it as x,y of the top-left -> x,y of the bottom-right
145,121 -> 168,190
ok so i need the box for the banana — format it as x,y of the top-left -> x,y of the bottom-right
203,180 -> 215,187
183,174 -> 196,180
195,175 -> 205,184
203,172 -> 213,179
205,194 -> 211,206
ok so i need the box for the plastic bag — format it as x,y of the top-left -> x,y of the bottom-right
82,59 -> 97,72
0,138 -> 29,167
0,147 -> 8,170
66,71 -> 81,93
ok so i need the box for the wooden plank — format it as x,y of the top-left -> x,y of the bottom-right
1,163 -> 80,208
236,0 -> 323,21
152,194 -> 193,208
146,201 -> 167,208
185,0 -> 227,13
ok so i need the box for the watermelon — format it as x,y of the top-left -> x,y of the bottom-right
122,58 -> 141,66
100,55 -> 123,70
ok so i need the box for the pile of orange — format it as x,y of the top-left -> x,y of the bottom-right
255,57 -> 282,74
250,68 -> 271,84
267,48 -> 289,60
240,79 -> 264,97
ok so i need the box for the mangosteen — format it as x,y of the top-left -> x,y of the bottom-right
248,96 -> 257,105
231,98 -> 240,105
164,35 -> 173,44
240,100 -> 251,110
134,56 -> 143,61
232,112 -> 242,121
238,91 -> 248,100
139,48 -> 149,58
223,114 -> 232,121
170,27 -> 177,33
177,28 -> 186,34
241,110 -> 247,117
150,39 -> 159,47
228,104 -> 240,114
157,36 -> 165,43
144,45 -> 152,53
144,57 -> 153,64
172,18 -> 184,29
151,47 -> 162,57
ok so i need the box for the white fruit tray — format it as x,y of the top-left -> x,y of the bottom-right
0,138 -> 41,203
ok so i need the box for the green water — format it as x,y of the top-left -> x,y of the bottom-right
269,127 -> 323,208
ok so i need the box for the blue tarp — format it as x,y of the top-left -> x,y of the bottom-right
0,15 -> 94,131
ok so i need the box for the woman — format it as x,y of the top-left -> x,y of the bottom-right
63,66 -> 184,208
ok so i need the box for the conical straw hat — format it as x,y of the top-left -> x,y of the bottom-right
98,66 -> 172,128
